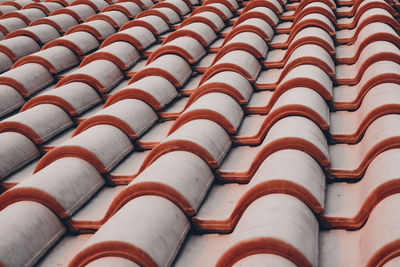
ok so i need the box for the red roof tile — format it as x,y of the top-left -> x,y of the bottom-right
1,0 -> 400,265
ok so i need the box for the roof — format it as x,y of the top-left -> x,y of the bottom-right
0,0 -> 399,266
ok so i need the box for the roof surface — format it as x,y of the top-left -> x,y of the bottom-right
0,0 -> 399,266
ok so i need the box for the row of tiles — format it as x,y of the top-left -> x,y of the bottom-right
0,0 -> 397,119
0,0 -> 398,193
0,0 -> 245,265
2,0 -> 400,266
0,0 -> 396,231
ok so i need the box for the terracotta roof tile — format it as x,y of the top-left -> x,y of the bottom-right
0,62 -> 54,96
0,201 -> 65,266
1,0 -> 400,265
0,103 -> 73,144
43,31 -> 99,56
6,24 -> 61,45
23,2 -> 64,15
3,8 -> 47,23
22,81 -> 101,116
31,13 -> 79,34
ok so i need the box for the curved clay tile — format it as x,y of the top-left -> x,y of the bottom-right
0,17 -> 27,36
242,0 -> 283,15
119,15 -> 170,35
86,11 -> 129,29
336,0 -> 395,18
190,3 -> 233,20
233,6 -> 279,29
21,82 -> 101,117
0,5 -> 18,16
23,2 -> 63,15
170,92 -> 243,135
294,0 -> 336,14
90,151 -> 213,230
330,114 -> 399,176
0,36 -> 40,61
69,196 -> 190,267
31,14 -> 78,34
264,28 -> 335,68
332,61 -> 400,110
289,12 -> 335,37
203,0 -> 238,12
0,63 -> 54,97
51,4 -> 96,22
322,149 -> 400,229
338,0 -> 393,6
152,0 -> 190,16
46,0 -> 74,7
225,17 -> 274,43
214,32 -> 268,62
336,42 -> 400,86
320,194 -> 400,267
263,44 -> 334,79
176,194 -> 319,267
35,124 -> 133,174
217,116 -> 329,182
0,104 -> 73,144
329,115 -> 400,180
147,36 -> 205,64
181,0 -> 199,7
164,22 -> 217,47
337,6 -> 398,31
140,119 -> 231,170
291,2 -> 336,26
81,41 -> 140,70
178,11 -> 225,32
0,131 -> 40,180
330,84 -> 400,143
57,59 -> 123,93
70,0 -> 109,12
116,0 -> 153,10
1,0 -> 35,9
0,202 -> 65,267
193,149 -> 325,232
0,157 -> 104,224
137,7 -> 181,24
102,2 -> 142,19
270,15 -> 335,50
131,54 -> 191,87
5,24 -> 61,45
0,52 -> 12,74
74,99 -> 157,139
14,46 -> 79,74
0,5 -> 18,18
335,23 -> 400,65
66,20 -> 116,41
105,75 -> 178,111
258,53 -> 334,91
186,71 -> 253,107
257,63 -> 332,99
238,87 -> 329,145
336,10 -> 400,45
2,8 -> 46,24
201,50 -> 261,84
43,31 -> 99,57
101,26 -> 155,50
0,84 -> 24,118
